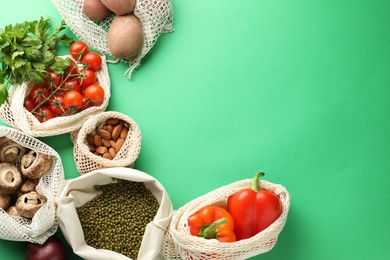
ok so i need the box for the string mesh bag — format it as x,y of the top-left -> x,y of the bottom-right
164,177 -> 291,260
52,0 -> 174,77
0,55 -> 111,137
71,111 -> 142,175
0,126 -> 64,244
56,167 -> 173,260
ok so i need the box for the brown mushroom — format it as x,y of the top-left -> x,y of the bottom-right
0,163 -> 23,195
6,205 -> 21,217
20,179 -> 38,193
20,150 -> 53,179
15,191 -> 47,218
0,137 -> 28,163
0,194 -> 11,210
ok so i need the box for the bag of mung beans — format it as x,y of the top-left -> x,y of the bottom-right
56,167 -> 173,260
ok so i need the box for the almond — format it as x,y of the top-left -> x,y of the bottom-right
97,128 -> 112,140
120,127 -> 128,139
94,135 -> 103,147
124,122 -> 131,128
96,146 -> 108,155
109,147 -> 116,158
112,124 -> 123,140
110,140 -> 116,147
88,144 -> 96,152
86,134 -> 95,146
102,152 -> 113,160
102,138 -> 112,148
115,138 -> 125,152
106,118 -> 120,125
106,124 -> 114,133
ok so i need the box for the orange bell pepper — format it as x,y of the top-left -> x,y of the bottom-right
188,205 -> 236,242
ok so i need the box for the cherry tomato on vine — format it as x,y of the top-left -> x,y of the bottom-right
61,78 -> 82,93
49,94 -> 67,116
70,41 -> 89,61
81,52 -> 102,71
24,97 -> 36,112
84,84 -> 105,106
63,90 -> 84,110
66,61 -> 79,76
35,106 -> 55,123
44,70 -> 62,89
30,85 -> 50,105
80,68 -> 97,88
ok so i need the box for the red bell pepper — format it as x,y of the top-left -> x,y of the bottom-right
188,205 -> 236,242
227,172 -> 282,241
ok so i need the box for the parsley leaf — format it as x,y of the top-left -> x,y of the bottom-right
0,17 -> 74,106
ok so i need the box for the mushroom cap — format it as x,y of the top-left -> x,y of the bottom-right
15,191 -> 47,219
6,205 -> 21,217
0,137 -> 28,163
0,194 -> 12,210
0,162 -> 23,195
21,150 -> 53,179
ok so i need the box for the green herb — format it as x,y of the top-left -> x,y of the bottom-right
0,17 -> 74,105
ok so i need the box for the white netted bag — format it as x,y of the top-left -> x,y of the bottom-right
52,0 -> 174,77
166,178 -> 291,260
71,111 -> 142,175
0,126 -> 64,244
0,55 -> 110,137
56,167 -> 173,260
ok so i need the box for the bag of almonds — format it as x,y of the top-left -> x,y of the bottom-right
52,0 -> 174,77
0,126 -> 64,244
56,167 -> 173,260
71,111 -> 142,174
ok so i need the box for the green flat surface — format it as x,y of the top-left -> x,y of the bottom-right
1,0 -> 390,259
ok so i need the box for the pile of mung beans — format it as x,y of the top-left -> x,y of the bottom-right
76,179 -> 160,259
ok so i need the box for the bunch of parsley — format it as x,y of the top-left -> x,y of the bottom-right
0,17 -> 74,105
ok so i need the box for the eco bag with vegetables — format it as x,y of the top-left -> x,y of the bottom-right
52,0 -> 174,77
0,126 -> 64,244
0,18 -> 111,137
56,167 -> 173,260
163,173 -> 291,260
71,111 -> 142,174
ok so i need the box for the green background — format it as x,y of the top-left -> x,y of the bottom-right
1,0 -> 390,259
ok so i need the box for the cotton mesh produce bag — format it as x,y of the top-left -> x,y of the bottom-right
0,55 -> 110,137
56,167 -> 173,260
52,0 -> 174,77
0,126 -> 64,244
163,178 -> 291,260
71,111 -> 142,175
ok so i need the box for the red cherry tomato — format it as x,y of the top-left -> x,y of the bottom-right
84,84 -> 105,106
63,90 -> 84,110
81,52 -> 102,71
24,97 -> 37,112
35,106 -> 55,123
61,78 -> 81,93
66,61 -> 79,76
80,69 -> 97,88
44,70 -> 62,89
49,94 -> 67,116
30,85 -> 50,105
69,41 -> 89,61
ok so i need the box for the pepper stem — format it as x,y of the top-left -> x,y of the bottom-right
251,172 -> 265,192
199,218 -> 227,239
